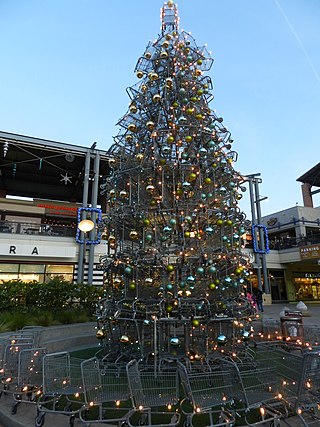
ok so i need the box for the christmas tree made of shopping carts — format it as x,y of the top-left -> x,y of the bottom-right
97,0 -> 255,363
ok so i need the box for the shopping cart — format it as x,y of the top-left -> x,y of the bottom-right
0,341 -> 35,397
11,347 -> 47,415
36,351 -> 85,427
126,359 -> 180,427
79,356 -> 133,426
178,360 -> 235,427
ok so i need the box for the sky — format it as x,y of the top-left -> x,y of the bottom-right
0,0 -> 320,217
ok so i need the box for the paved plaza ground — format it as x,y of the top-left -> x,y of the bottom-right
0,303 -> 320,427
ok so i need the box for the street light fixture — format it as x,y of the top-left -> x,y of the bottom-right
78,219 -> 94,233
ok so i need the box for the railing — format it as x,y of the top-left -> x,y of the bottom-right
268,234 -> 320,250
0,220 -> 75,237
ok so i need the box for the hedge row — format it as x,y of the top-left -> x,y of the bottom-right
0,276 -> 104,313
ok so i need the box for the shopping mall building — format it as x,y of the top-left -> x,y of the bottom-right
1,130 -> 320,302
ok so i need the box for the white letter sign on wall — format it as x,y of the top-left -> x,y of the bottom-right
0,243 -> 76,258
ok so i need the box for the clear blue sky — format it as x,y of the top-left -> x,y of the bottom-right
1,0 -> 319,216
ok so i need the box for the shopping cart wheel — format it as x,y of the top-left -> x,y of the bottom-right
35,412 -> 45,427
11,403 -> 19,415
138,413 -> 148,426
69,415 -> 75,427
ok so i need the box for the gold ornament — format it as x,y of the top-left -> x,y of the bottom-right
146,184 -> 155,193
136,70 -> 144,79
108,235 -> 116,246
160,50 -> 168,59
129,104 -> 138,113
167,0 -> 174,8
125,134 -> 133,142
96,329 -> 106,340
129,230 -> 139,240
128,123 -> 137,132
141,85 -> 147,93
136,153 -> 144,162
153,94 -> 161,102
145,51 -> 152,59
146,121 -> 155,130
162,40 -> 170,49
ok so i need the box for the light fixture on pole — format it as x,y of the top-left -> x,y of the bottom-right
78,219 -> 94,233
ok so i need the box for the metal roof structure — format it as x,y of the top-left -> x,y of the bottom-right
297,162 -> 320,188
0,131 -> 110,204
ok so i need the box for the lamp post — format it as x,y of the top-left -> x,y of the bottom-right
78,219 -> 95,283
244,173 -> 270,295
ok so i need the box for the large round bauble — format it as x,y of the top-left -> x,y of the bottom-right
129,281 -> 136,291
208,283 -> 216,290
129,104 -> 137,113
217,334 -> 227,346
153,94 -> 161,102
129,230 -> 139,240
145,51 -> 152,59
160,50 -> 168,59
143,219 -> 150,227
216,219 -> 223,226
182,181 -> 191,190
128,123 -> 137,132
146,121 -> 155,130
197,89 -> 203,96
108,235 -> 116,245
166,304 -> 173,313
185,135 -> 193,143
96,329 -> 106,340
242,331 -> 251,342
192,319 -> 200,327
146,184 -> 155,193
136,153 -> 144,161
189,172 -> 197,182
208,265 -> 217,274
145,233 -> 153,242
205,226 -> 214,236
120,335 -> 130,343
163,225 -> 172,234
170,337 -> 181,346
186,108 -> 193,115
124,266 -> 132,275
167,135 -> 175,144
136,70 -> 144,79
169,218 -> 177,226
166,283 -> 173,291
186,275 -> 195,284
167,264 -> 174,273
196,267 -> 205,275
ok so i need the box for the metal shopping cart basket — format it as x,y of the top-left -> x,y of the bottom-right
36,351 -> 85,427
126,359 -> 180,427
178,360 -> 235,427
79,356 -> 133,426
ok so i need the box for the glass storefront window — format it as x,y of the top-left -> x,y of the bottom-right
0,264 -> 19,273
20,264 -> 45,273
294,276 -> 320,301
0,263 -> 74,283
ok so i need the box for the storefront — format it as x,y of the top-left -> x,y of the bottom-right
294,272 -> 320,301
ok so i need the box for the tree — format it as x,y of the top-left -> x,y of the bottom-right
97,0 -> 253,361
